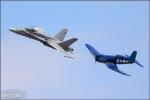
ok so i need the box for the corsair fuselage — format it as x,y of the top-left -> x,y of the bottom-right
95,55 -> 132,64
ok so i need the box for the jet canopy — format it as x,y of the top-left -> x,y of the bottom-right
25,26 -> 46,34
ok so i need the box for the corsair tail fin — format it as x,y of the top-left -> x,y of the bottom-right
126,52 -> 143,67
54,29 -> 67,41
130,51 -> 137,62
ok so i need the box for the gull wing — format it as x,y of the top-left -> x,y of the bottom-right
106,62 -> 130,76
85,44 -> 101,57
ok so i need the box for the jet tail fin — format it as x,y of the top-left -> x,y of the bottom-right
130,51 -> 137,62
54,29 -> 67,41
59,38 -> 78,48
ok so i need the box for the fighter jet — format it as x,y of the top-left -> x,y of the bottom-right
9,26 -> 78,58
85,44 -> 143,76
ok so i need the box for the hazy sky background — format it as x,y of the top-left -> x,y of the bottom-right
1,1 -> 149,99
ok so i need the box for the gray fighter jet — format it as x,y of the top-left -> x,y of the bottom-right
9,26 -> 78,58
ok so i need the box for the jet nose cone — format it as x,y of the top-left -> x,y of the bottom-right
9,28 -> 17,32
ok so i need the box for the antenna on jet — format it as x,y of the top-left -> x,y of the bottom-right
28,25 -> 40,28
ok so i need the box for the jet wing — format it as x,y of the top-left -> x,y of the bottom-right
47,41 -> 67,53
25,27 -> 54,41
30,31 -> 54,41
47,41 -> 74,59
35,33 -> 53,40
106,62 -> 130,76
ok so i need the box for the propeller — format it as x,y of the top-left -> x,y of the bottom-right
95,58 -> 97,64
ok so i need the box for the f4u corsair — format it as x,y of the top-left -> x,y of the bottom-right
85,44 -> 143,76
9,27 -> 78,58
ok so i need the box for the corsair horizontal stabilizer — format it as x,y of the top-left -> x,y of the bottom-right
125,53 -> 143,67
134,60 -> 144,67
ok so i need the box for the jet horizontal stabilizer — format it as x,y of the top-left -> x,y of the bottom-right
59,38 -> 78,49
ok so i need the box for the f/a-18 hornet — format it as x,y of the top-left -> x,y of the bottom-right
85,44 -> 143,76
9,26 -> 78,58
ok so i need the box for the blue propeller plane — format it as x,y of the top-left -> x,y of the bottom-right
85,44 -> 143,76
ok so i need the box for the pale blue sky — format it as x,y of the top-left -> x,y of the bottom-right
1,1 -> 149,99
